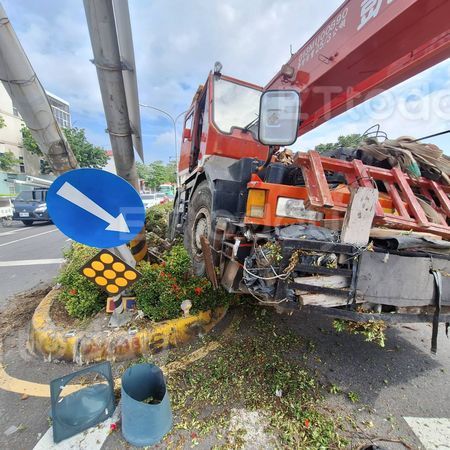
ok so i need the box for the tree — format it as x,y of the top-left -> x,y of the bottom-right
0,115 -> 5,129
21,126 -> 41,155
21,126 -> 108,172
315,134 -> 363,153
165,160 -> 177,184
63,127 -> 108,168
137,160 -> 175,189
0,150 -> 19,172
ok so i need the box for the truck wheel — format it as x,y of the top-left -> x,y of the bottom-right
22,220 -> 34,226
184,181 -> 212,276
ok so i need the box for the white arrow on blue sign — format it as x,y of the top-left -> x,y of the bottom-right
47,168 -> 145,248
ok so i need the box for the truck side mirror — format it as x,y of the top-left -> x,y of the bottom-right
258,90 -> 300,146
182,128 -> 192,141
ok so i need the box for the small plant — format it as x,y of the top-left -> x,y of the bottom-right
332,319 -> 346,333
329,384 -> 342,395
261,241 -> 282,265
347,391 -> 360,403
333,319 -> 386,347
57,243 -> 106,319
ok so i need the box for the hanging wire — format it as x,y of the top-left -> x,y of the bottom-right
361,124 -> 388,141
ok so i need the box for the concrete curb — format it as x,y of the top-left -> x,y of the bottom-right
29,288 -> 228,364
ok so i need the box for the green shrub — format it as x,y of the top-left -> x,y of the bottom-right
134,244 -> 230,321
145,202 -> 173,239
163,242 -> 191,278
57,243 -> 106,319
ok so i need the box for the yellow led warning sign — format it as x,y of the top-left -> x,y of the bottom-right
80,249 -> 140,295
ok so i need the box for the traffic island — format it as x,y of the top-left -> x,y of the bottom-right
29,287 -> 228,364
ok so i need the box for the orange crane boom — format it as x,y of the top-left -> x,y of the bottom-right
266,0 -> 450,136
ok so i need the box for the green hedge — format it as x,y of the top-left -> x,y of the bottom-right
57,225 -> 231,321
57,244 -> 106,319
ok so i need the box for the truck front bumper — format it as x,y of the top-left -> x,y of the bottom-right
276,237 -> 450,310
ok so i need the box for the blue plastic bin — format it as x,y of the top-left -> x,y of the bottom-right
121,363 -> 173,447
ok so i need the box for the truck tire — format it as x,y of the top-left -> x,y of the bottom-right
184,181 -> 212,276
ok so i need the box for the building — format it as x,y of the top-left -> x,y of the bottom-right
47,91 -> 71,128
0,83 -> 71,177
0,82 -> 40,177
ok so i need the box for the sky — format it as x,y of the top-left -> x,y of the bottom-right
2,0 -> 450,163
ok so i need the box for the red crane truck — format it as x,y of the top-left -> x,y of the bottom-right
169,0 -> 450,351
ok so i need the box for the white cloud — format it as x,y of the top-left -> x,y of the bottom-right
297,59 -> 450,152
153,130 -> 176,148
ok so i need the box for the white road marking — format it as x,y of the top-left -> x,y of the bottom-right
404,417 -> 450,449
0,227 -> 32,237
0,229 -> 58,248
33,403 -> 120,450
0,259 -> 64,267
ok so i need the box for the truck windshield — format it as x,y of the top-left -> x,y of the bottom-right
213,77 -> 261,134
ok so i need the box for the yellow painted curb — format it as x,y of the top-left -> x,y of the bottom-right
29,288 -> 228,364
1,310 -> 241,397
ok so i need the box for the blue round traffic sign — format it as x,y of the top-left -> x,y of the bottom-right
47,168 -> 145,248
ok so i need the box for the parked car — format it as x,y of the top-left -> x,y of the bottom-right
140,193 -> 160,209
155,192 -> 169,204
141,192 -> 170,209
12,189 -> 50,226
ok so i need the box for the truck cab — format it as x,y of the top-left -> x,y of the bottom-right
178,70 -> 269,184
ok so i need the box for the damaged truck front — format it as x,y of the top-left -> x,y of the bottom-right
170,72 -> 450,352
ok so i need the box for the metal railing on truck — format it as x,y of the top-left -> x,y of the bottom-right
296,151 -> 450,239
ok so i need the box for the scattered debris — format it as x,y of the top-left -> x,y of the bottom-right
228,409 -> 276,449
108,310 -> 133,328
275,148 -> 294,165
121,363 -> 172,446
50,362 -> 115,443
333,319 -> 387,347
0,284 -> 51,341
180,299 -> 192,317
4,424 -> 25,436
347,391 -> 360,403
166,308 -> 346,448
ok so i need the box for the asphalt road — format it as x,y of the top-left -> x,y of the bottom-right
0,223 -> 448,449
0,221 -> 69,310
0,304 -> 449,450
